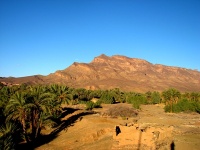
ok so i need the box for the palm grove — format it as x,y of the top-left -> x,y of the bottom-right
0,83 -> 200,149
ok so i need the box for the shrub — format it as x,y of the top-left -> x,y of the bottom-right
99,92 -> 115,104
164,98 -> 200,113
194,102 -> 200,113
102,104 -> 138,118
152,91 -> 161,104
85,101 -> 102,110
126,94 -> 147,109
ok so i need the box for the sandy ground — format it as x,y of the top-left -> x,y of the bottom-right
35,103 -> 200,150
137,104 -> 200,150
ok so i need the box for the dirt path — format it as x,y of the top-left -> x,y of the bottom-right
36,104 -> 200,150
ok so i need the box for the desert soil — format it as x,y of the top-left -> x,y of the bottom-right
35,103 -> 200,150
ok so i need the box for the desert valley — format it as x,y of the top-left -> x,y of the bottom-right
0,54 -> 200,150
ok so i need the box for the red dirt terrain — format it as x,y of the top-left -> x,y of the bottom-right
35,103 -> 200,150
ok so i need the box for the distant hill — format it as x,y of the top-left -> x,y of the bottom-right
0,75 -> 45,86
1,54 -> 200,92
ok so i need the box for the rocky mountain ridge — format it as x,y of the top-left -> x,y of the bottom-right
1,54 -> 200,92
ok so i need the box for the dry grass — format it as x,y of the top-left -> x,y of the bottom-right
101,103 -> 138,118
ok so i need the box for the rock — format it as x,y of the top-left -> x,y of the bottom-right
2,54 -> 200,92
127,123 -> 134,127
120,122 -> 127,126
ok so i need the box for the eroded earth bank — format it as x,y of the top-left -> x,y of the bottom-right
36,103 -> 200,150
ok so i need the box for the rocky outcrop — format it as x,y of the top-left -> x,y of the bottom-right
45,54 -> 200,92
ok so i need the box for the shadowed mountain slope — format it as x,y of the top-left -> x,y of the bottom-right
1,54 -> 200,92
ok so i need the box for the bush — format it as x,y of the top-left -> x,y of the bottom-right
102,104 -> 138,117
194,102 -> 200,113
164,105 -> 171,112
126,94 -> 147,109
85,101 -> 102,110
164,99 -> 200,113
152,92 -> 161,104
99,92 -> 115,104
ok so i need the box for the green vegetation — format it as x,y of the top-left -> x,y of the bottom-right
126,93 -> 147,109
0,84 -> 199,149
99,91 -> 115,104
162,88 -> 181,113
85,101 -> 102,110
164,98 -> 200,113
162,88 -> 200,113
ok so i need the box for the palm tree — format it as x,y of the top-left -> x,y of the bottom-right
4,92 -> 31,143
28,85 -> 55,139
151,91 -> 161,104
0,87 -> 11,125
0,122 -> 18,150
162,88 -> 181,113
49,84 -> 72,104
145,91 -> 152,104
0,87 -> 14,109
182,92 -> 190,100
190,92 -> 199,102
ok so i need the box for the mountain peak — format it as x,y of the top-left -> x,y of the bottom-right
47,54 -> 200,92
1,54 -> 200,92
92,54 -> 110,63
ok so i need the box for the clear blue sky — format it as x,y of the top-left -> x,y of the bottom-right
0,0 -> 200,77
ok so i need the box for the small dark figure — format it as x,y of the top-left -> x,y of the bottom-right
170,141 -> 175,150
116,126 -> 121,136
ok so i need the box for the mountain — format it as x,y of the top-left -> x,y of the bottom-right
1,54 -> 200,92
0,75 -> 45,86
